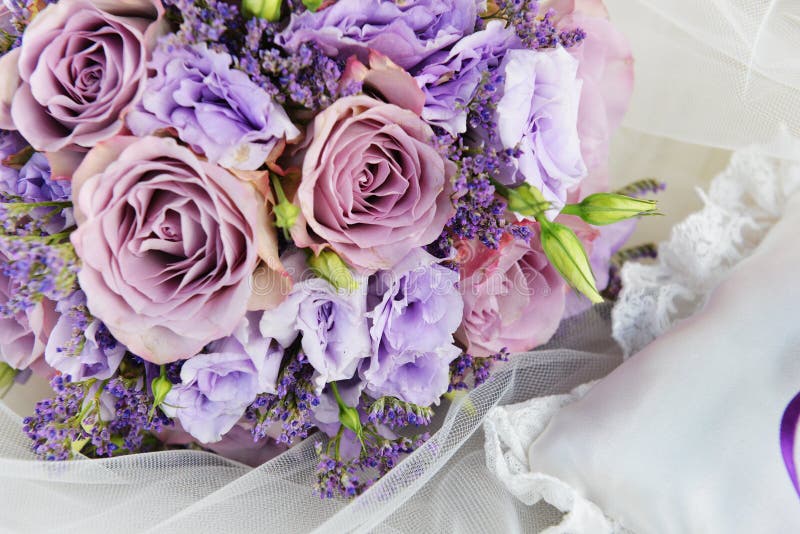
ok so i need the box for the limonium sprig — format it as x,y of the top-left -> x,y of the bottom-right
246,352 -> 320,446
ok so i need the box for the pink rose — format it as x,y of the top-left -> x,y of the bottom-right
557,0 -> 634,200
70,136 -> 273,364
0,0 -> 165,155
291,53 -> 455,271
455,224 -> 566,357
0,249 -> 58,371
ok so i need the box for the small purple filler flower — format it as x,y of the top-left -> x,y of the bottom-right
277,0 -> 481,70
361,249 -> 463,406
127,43 -> 299,171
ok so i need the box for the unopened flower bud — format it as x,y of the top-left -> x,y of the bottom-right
308,250 -> 359,292
150,366 -> 172,417
242,0 -> 282,21
562,193 -> 659,226
539,220 -> 602,303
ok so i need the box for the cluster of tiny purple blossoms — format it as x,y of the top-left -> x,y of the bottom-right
0,0 -> 643,500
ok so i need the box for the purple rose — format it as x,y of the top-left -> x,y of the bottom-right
414,20 -> 519,135
71,136 -> 265,364
0,0 -> 165,152
292,91 -> 455,271
163,313 -> 285,443
127,43 -> 299,171
260,255 -> 371,391
361,249 -> 462,406
0,249 -> 58,371
277,0 -> 480,70
493,47 -> 586,212
44,290 -> 125,381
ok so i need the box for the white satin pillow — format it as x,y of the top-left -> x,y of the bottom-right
526,192 -> 800,533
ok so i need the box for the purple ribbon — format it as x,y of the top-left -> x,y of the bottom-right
780,390 -> 800,498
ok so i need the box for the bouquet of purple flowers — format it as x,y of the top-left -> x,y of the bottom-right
0,0 -> 656,497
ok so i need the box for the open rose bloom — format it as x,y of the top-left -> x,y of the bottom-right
0,0 -> 641,500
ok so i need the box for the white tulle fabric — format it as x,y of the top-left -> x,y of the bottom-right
0,306 -> 622,533
604,0 -> 800,160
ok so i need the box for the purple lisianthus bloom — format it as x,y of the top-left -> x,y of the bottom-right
163,313 -> 285,443
260,251 -> 371,392
15,153 -> 74,233
361,249 -> 463,406
277,0 -> 481,70
415,20 -> 519,135
44,291 -> 125,381
0,130 -> 26,195
127,43 -> 299,171
493,47 -> 586,213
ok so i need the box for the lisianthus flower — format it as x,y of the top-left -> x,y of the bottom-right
277,0 -> 481,70
44,290 -> 126,381
260,250 -> 371,392
492,47 -> 586,213
127,43 -> 300,171
361,249 -> 463,406
414,20 -> 520,135
162,313 -> 285,443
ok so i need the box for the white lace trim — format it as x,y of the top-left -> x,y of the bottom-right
484,383 -> 628,534
612,148 -> 800,356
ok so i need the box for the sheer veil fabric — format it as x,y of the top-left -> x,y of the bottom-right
3,1 -> 800,532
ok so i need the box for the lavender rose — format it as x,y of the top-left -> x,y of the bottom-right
292,90 -> 455,271
277,0 -> 480,70
71,136 -> 266,364
44,290 -> 125,381
0,249 -> 58,370
493,47 -> 586,212
414,20 -> 519,135
455,223 -> 566,357
361,249 -> 462,406
0,0 -> 165,152
127,43 -> 299,171
260,252 -> 371,391
163,312 -> 285,443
